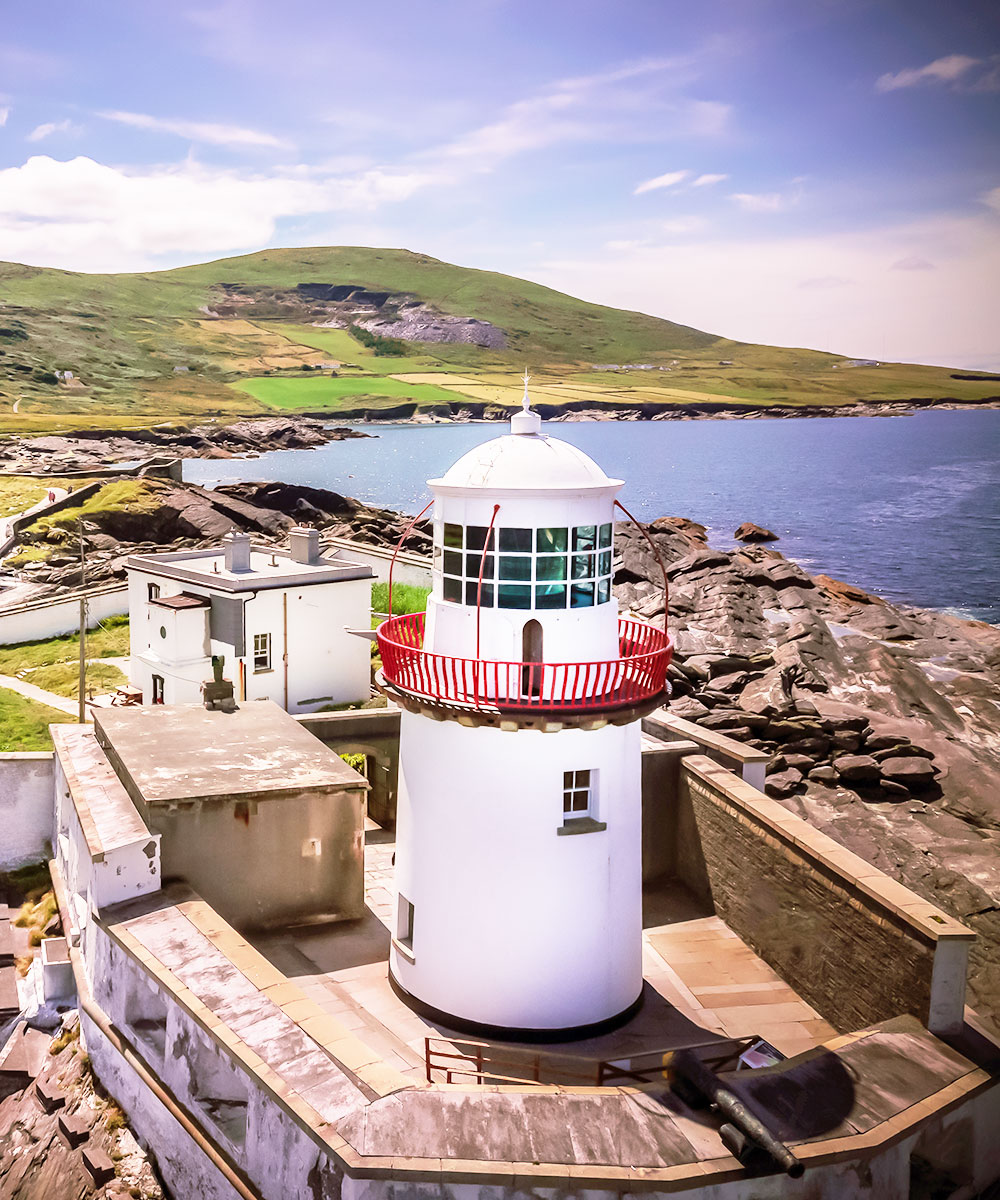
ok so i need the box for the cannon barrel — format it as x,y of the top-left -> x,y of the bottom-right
670,1049 -> 804,1179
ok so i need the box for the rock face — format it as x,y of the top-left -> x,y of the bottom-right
613,516 -> 1000,1029
734,522 -> 779,542
0,1020 -> 165,1199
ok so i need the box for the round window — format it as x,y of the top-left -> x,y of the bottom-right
159,626 -> 167,639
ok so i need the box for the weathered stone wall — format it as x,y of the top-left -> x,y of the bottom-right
0,752 -> 53,870
674,755 -> 958,1033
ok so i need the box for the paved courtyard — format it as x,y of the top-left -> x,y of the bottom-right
250,822 -> 834,1086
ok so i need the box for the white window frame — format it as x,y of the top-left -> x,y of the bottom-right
252,632 -> 272,673
562,769 -> 595,820
147,582 -> 160,603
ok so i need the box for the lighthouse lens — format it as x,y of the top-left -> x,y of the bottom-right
499,528 -> 532,553
599,523 -> 613,548
537,527 -> 568,553
573,526 -> 597,551
572,554 -> 595,579
536,555 -> 567,581
571,583 -> 595,607
443,523 -> 462,548
499,555 -> 531,580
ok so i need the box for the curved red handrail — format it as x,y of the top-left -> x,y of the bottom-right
376,614 -> 672,713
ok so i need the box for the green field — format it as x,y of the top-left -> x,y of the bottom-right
231,374 -> 472,410
0,245 -> 996,431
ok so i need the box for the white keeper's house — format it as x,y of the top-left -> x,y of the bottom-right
126,527 -> 374,712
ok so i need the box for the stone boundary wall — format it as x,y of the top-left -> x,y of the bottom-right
0,583 -> 128,644
0,752 -> 54,870
676,755 -> 974,1035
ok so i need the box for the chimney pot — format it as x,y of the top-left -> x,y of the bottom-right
224,532 -> 252,573
289,526 -> 320,565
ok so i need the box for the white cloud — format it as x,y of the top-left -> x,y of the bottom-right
531,213 -> 1000,371
876,54 -> 981,92
983,186 -> 1000,213
731,191 -> 788,213
0,155 -> 430,271
26,119 -> 76,142
692,173 -> 727,187
98,109 -> 290,149
634,170 -> 689,195
0,108 -> 8,127
892,255 -> 935,271
661,216 -> 708,235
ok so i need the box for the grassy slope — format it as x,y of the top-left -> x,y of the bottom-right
0,246 -> 996,429
0,689 -> 67,751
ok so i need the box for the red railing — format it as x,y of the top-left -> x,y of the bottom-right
377,614 -> 672,713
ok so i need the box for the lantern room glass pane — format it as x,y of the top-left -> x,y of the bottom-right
536,555 -> 567,581
466,526 -> 494,551
467,553 -> 494,578
443,523 -> 463,548
572,554 -> 594,580
498,584 -> 532,609
499,555 -> 532,580
465,581 -> 494,606
443,551 -> 462,576
598,551 -> 612,576
499,528 -> 532,553
535,584 -> 566,609
536,527 -> 568,553
573,526 -> 597,551
599,523 -> 612,548
597,579 -> 611,604
442,576 -> 462,602
571,582 -> 595,607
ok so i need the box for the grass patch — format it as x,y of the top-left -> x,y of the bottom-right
372,582 -> 430,615
28,480 -> 161,537
0,615 -> 130,676
0,688 -> 68,750
0,476 -> 97,519
230,374 -> 470,410
25,660 -> 127,700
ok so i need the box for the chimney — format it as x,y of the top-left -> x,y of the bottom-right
289,526 -> 320,565
224,531 -> 252,573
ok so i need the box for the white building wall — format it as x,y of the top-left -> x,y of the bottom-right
390,713 -> 642,1031
0,752 -> 54,869
0,586 -> 127,645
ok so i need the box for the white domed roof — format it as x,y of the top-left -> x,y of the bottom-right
432,432 -> 620,492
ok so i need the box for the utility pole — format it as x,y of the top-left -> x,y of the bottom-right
78,522 -> 87,723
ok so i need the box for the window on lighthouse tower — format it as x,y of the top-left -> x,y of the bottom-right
563,770 -> 595,820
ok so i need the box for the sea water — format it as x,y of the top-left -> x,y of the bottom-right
184,409 -> 1000,622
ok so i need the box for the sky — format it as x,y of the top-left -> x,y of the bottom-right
1,0 -> 998,369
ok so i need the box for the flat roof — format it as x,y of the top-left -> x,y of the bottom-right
149,592 -> 210,610
94,701 -> 368,807
127,544 -> 374,593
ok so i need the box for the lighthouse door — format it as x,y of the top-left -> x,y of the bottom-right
521,620 -> 543,698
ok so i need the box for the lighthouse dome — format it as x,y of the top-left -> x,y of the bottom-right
432,432 -> 620,493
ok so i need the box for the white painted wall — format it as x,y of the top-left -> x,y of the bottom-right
128,569 -> 371,712
325,537 -> 430,587
390,713 -> 642,1031
0,753 -> 54,869
0,586 -> 127,645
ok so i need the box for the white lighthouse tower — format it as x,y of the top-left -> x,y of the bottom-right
377,379 -> 672,1037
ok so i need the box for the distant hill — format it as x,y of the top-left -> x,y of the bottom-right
0,246 -> 996,432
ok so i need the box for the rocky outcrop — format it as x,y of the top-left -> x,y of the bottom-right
734,522 -> 778,542
613,518 -> 1000,1028
0,417 -> 369,474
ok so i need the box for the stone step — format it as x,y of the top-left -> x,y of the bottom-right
0,965 -> 21,1020
58,1109 -> 95,1148
35,1074 -> 67,1113
0,918 -> 14,966
82,1145 -> 116,1187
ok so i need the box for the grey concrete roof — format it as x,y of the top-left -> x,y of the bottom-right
126,546 -> 373,593
50,725 -> 154,858
94,701 -> 367,807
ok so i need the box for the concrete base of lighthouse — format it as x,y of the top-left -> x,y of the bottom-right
389,711 -> 644,1035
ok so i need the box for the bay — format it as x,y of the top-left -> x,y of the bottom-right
184,410 -> 1000,622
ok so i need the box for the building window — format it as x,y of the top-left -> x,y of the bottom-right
563,769 -> 594,819
436,522 -> 614,609
151,675 -> 165,705
253,633 -> 271,672
396,894 -> 414,950
147,582 -> 160,602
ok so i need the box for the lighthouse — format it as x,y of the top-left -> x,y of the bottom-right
377,379 -> 673,1038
